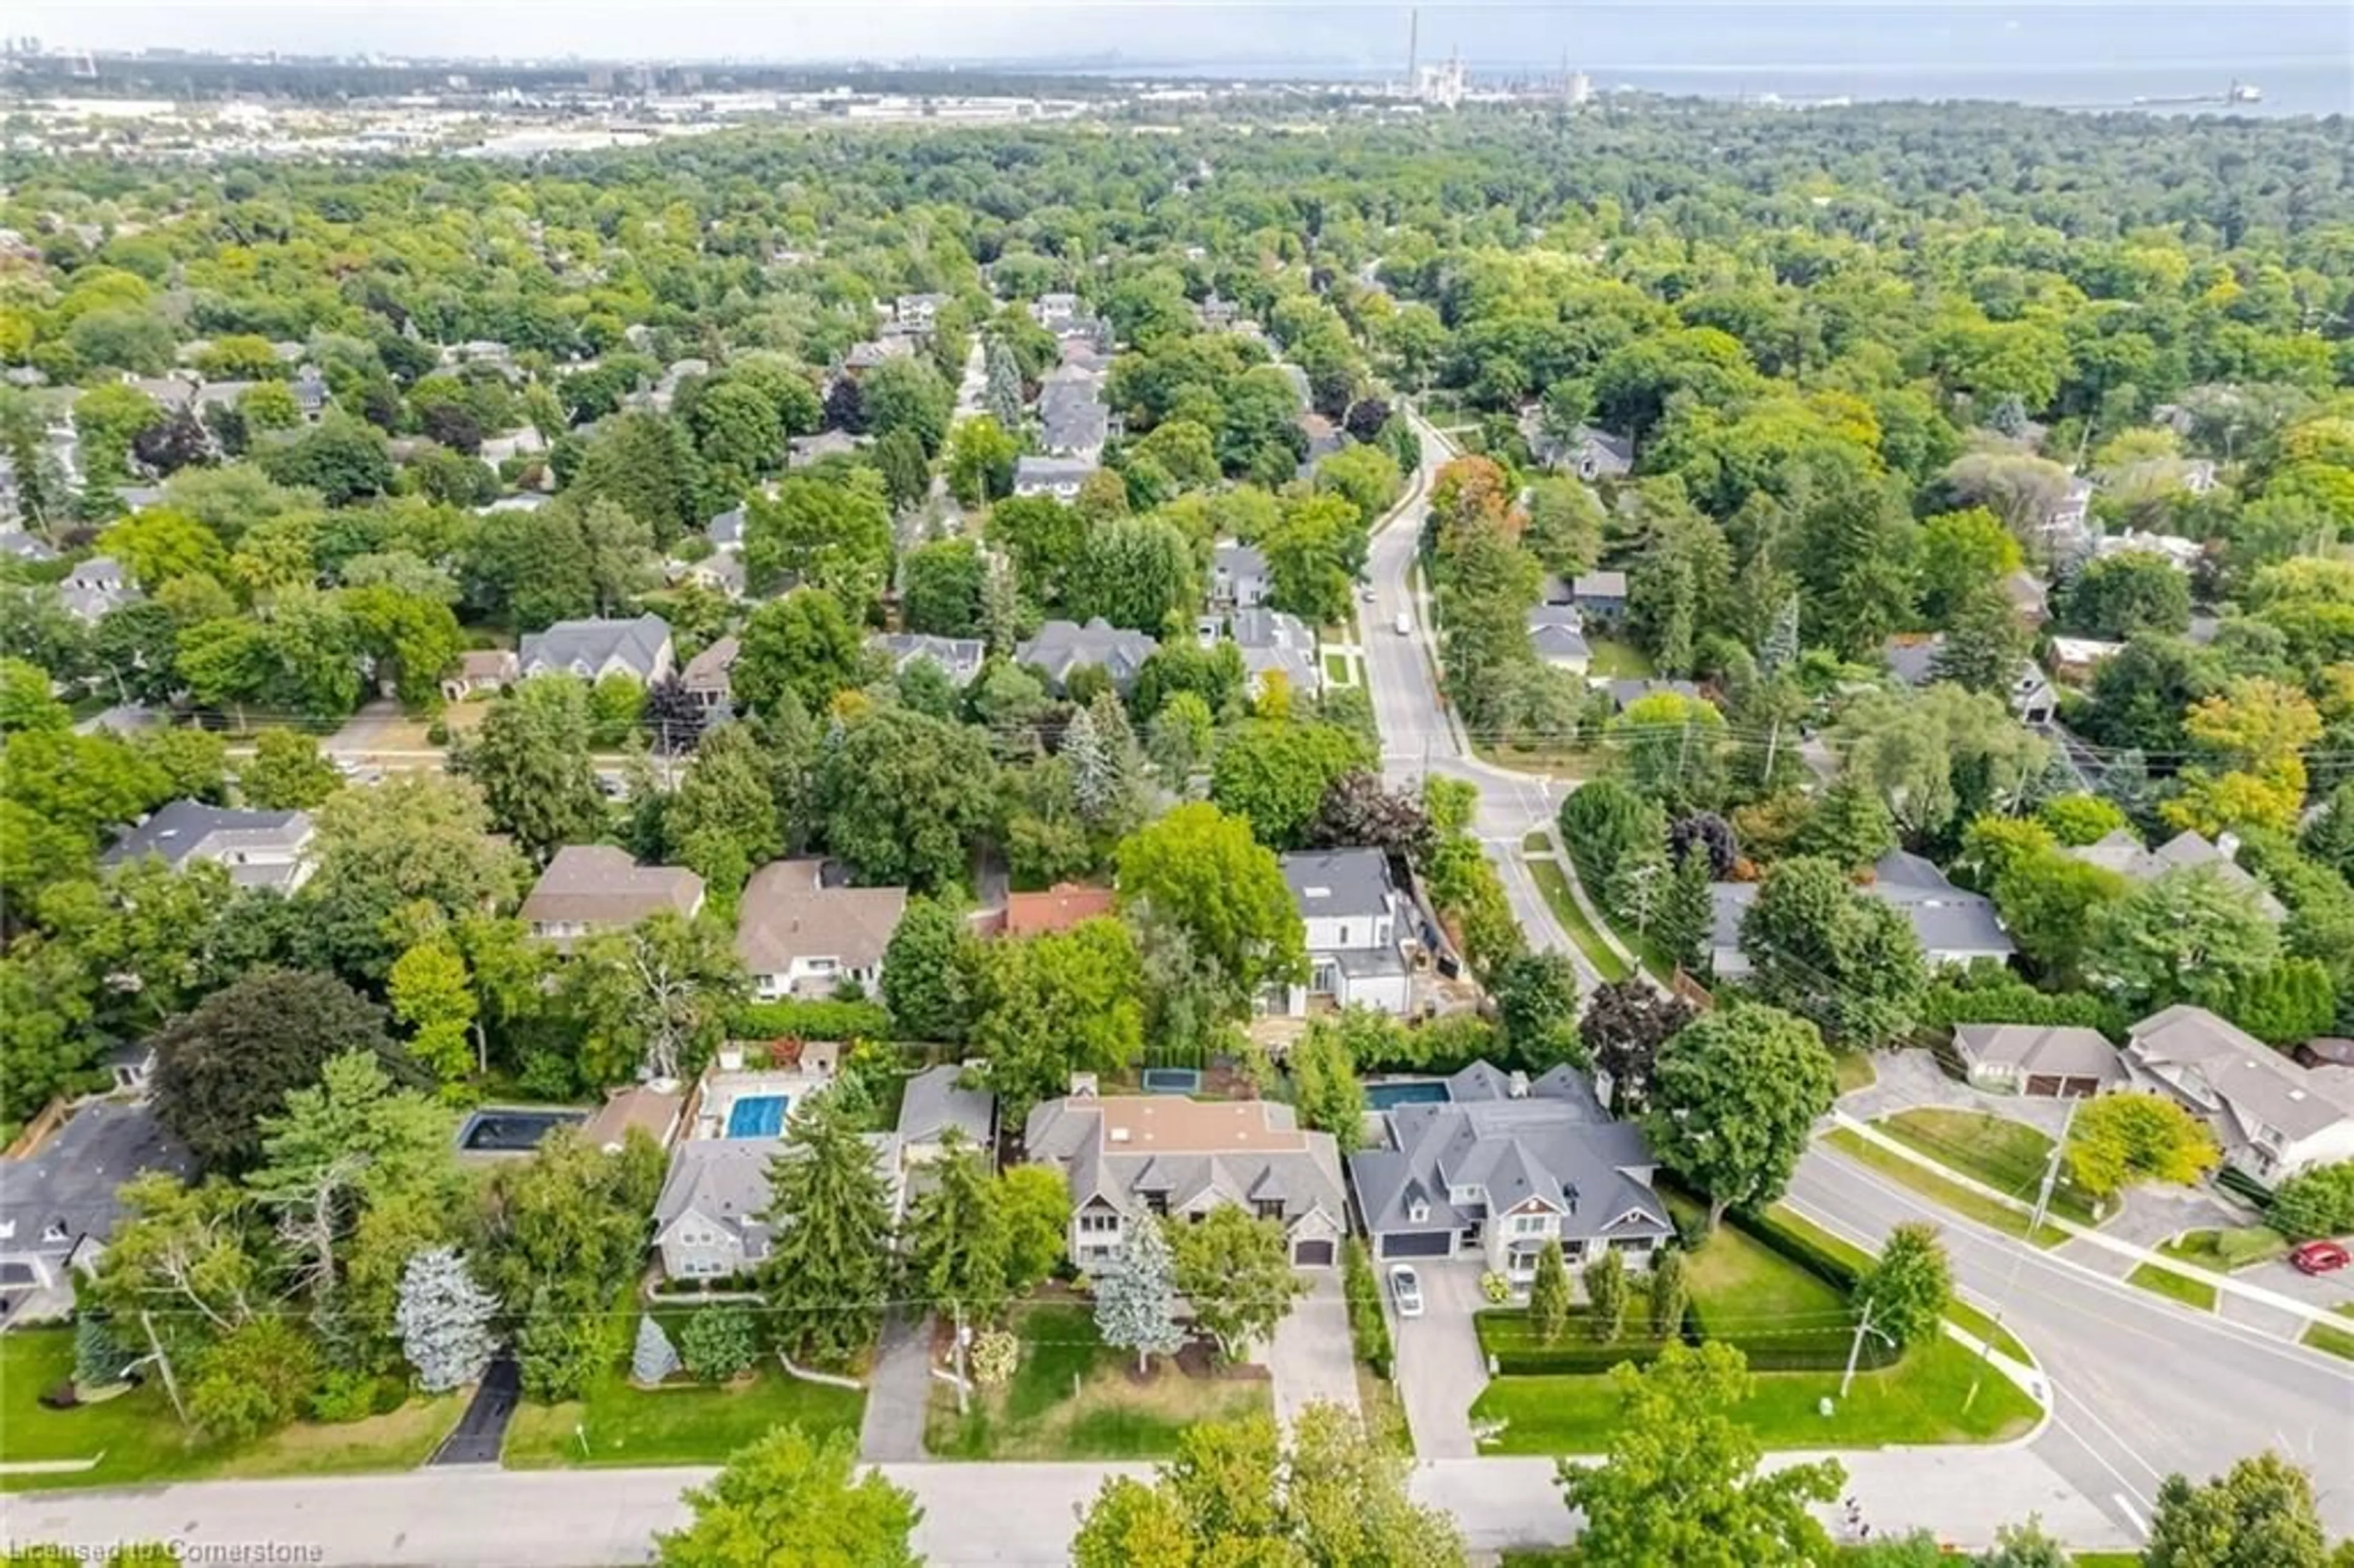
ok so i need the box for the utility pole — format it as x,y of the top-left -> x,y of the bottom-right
140,1310 -> 188,1426
1761,717 -> 1781,788
1969,1098 -> 2078,1409
951,1302 -> 970,1417
1839,1297 -> 1881,1399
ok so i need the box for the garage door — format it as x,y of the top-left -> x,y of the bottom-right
2024,1075 -> 2062,1097
1292,1239 -> 1335,1268
1378,1231 -> 1452,1260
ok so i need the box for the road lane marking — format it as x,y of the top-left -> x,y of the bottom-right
2112,1494 -> 2146,1536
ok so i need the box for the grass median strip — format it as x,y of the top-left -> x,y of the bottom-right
2124,1262 -> 2218,1313
2303,1310 -> 2354,1363
1821,1129 -> 2068,1247
1873,1109 -> 2096,1225
1526,857 -> 1631,982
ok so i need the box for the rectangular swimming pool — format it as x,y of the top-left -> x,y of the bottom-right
724,1094 -> 789,1140
457,1106 -> 587,1153
1141,1067 -> 1202,1095
1365,1080 -> 1450,1111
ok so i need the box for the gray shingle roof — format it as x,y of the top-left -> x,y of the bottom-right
1953,1024 -> 2124,1086
101,799 -> 312,881
1281,848 -> 1393,920
519,845 -> 703,932
1023,1096 -> 1346,1231
517,614 -> 671,681
2066,831 -> 2285,921
2128,1005 -> 2354,1144
736,859 -> 907,978
1015,618 -> 1157,691
872,633 -> 985,687
0,1103 -> 196,1262
897,1065 -> 996,1149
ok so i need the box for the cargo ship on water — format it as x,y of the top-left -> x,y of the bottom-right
2133,80 -> 2264,107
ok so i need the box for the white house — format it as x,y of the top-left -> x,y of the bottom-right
1013,455 -> 1099,501
1276,849 -> 1412,1017
734,859 -> 907,1000
2120,1006 -> 2354,1184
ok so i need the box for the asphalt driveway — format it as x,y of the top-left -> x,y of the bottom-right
1388,1261 -> 1487,1458
429,1355 -> 520,1466
1268,1268 -> 1358,1430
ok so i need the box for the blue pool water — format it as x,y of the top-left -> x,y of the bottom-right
1141,1067 -> 1202,1095
1365,1080 -> 1450,1111
725,1094 -> 789,1139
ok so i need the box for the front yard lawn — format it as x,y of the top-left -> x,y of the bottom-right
1873,1109 -> 2097,1225
1470,1333 -> 2038,1455
1526,858 -> 1632,983
2156,1227 -> 2288,1273
1,1328 -> 464,1493
1682,1212 -> 1849,1324
1583,635 -> 1653,679
926,1303 -> 1268,1461
1832,1052 -> 1878,1095
1762,1203 -> 2035,1367
1822,1129 -> 2068,1247
503,1314 -> 863,1469
2125,1262 -> 2217,1314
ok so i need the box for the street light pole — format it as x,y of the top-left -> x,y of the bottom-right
1839,1297 -> 1882,1399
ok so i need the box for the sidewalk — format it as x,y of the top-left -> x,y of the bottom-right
1828,1112 -> 2345,1334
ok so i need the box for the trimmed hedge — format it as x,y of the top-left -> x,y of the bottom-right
731,999 -> 893,1043
1475,1309 -> 1677,1375
1920,980 -> 2124,1037
1343,1238 -> 1393,1377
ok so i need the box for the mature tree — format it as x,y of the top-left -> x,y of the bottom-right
1560,1341 -> 1842,1568
2087,864 -> 2282,1011
1969,1520 -> 2073,1568
1857,1222 -> 1952,1348
880,896 -> 978,1043
1932,584 -> 2034,697
1645,1003 -> 1837,1229
2268,1162 -> 2354,1242
1801,775 -> 1899,873
564,911 -> 745,1087
968,918 -> 1145,1120
1491,951 -> 1585,1070
2064,1094 -> 2220,1201
568,411 -> 703,544
388,937 -> 479,1085
861,356 -> 955,457
304,775 -> 523,980
457,677 -> 604,862
395,1247 -> 500,1393
257,413 -> 395,506
152,969 -> 406,1173
902,1128 -> 1013,1323
744,472 -> 895,612
1529,1239 -> 1572,1344
1306,770 -> 1430,858
1065,516 -> 1198,633
2036,792 -> 2131,847
1116,803 -> 1308,1007
1289,1016 -> 1371,1154
1072,1405 -> 1465,1568
2143,1453 -> 2336,1568
762,1090 -> 898,1364
662,723 -> 782,896
239,728 -> 342,810
1916,506 -> 2022,623
814,706 -> 998,891
1171,1206 -> 1309,1364
1833,684 -> 2052,846
2165,677 -> 2322,839
997,1163 -> 1072,1298
945,414 -> 1018,506
2060,550 -> 2193,641
733,590 -> 870,718
1740,856 -> 1930,1048
900,538 -> 988,639
1209,718 -> 1370,849
1992,848 -> 2129,989
102,508 -> 230,591
1580,980 -> 1695,1115
1093,1214 -> 1187,1374
655,1426 -> 924,1568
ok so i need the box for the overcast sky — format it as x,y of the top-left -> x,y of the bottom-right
17,1 -> 2350,70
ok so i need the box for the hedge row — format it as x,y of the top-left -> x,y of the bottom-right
1343,1238 -> 1393,1378
1920,980 -> 2125,1037
1475,1309 -> 1679,1376
731,999 -> 893,1043
1699,1208 -> 1900,1372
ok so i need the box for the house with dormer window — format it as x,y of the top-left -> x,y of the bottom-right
516,614 -> 674,685
1348,1061 -> 1672,1278
1276,849 -> 1412,1017
2119,1005 -> 2354,1184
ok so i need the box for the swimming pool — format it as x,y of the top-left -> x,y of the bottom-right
457,1106 -> 587,1153
724,1094 -> 789,1139
1141,1067 -> 1202,1095
1365,1079 -> 1450,1111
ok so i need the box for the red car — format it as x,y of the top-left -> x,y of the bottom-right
2289,1241 -> 2349,1276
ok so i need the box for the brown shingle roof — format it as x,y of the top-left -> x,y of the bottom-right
1002,883 -> 1117,937
735,859 -> 907,977
519,845 -> 704,931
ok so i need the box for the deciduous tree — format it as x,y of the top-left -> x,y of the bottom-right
2064,1094 -> 2220,1200
1856,1221 -> 1951,1348
655,1426 -> 924,1568
1171,1206 -> 1309,1364
1644,1003 -> 1837,1229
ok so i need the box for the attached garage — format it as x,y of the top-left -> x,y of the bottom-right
1376,1230 -> 1452,1261
1290,1239 -> 1335,1268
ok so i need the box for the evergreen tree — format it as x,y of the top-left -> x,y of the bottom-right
1648,1247 -> 1688,1337
762,1089 -> 897,1364
1657,850 -> 1715,973
395,1247 -> 500,1393
1761,592 -> 1800,677
1093,1214 -> 1186,1374
902,1130 -> 1014,1325
1063,704 -> 1113,821
74,1314 -> 131,1388
1584,1248 -> 1629,1341
631,1312 -> 681,1384
983,337 -> 1024,432
1528,1239 -> 1572,1344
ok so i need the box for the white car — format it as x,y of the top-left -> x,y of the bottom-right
1393,610 -> 1413,637
1388,1264 -> 1424,1319
1359,585 -> 1376,603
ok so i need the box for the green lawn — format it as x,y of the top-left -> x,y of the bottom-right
1471,1333 -> 2038,1455
1,1328 -> 465,1493
926,1303 -> 1268,1461
504,1313 -> 864,1469
1584,635 -> 1654,679
1822,1129 -> 2069,1247
1873,1109 -> 2097,1225
1526,858 -> 1632,982
1522,829 -> 1552,853
1683,1215 -> 1850,1323
1322,651 -> 1352,686
1355,1363 -> 1414,1457
2156,1227 -> 2288,1273
1761,1203 -> 2035,1368
2125,1262 -> 2217,1314
2302,1309 -> 2354,1363
1833,1052 -> 1879,1095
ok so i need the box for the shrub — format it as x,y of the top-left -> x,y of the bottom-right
731,999 -> 894,1043
2269,1161 -> 2354,1240
1342,1238 -> 1393,1377
1919,978 -> 2124,1036
305,1368 -> 390,1423
187,1318 -> 319,1441
970,1328 -> 1019,1388
1479,1270 -> 1511,1305
678,1306 -> 760,1383
74,1315 -> 129,1388
1474,1309 -> 1675,1375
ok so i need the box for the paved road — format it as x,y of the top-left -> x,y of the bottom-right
1357,417 -> 1591,988
1786,1144 -> 2354,1539
0,1450 -> 2125,1567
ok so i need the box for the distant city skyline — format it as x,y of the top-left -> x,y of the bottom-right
17,1 -> 2351,78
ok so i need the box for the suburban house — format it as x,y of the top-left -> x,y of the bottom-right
1016,618 -> 1159,695
0,529 -> 56,562
1520,413 -> 1635,482
2065,829 -> 2287,922
788,430 -> 868,468
668,552 -> 745,598
100,799 -> 316,894
1002,881 -> 1119,937
1598,678 -> 1705,715
871,633 -> 986,688
893,292 -> 949,330
1526,606 -> 1593,674
1349,1061 -> 1673,1277
1951,1024 -> 2126,1098
897,1064 -> 997,1166
1024,1093 -> 1349,1269
2095,531 -> 2203,573
1228,607 -> 1321,700
1569,570 -> 1629,620
2046,636 -> 2125,683
707,505 -> 747,554
2046,477 -> 2095,540
1209,541 -> 1271,609
2120,1005 -> 2354,1184
1032,292 -> 1084,332
1013,455 -> 1100,501
2000,568 -> 2051,625
1882,636 -> 2058,725
1276,849 -> 1413,1018
1039,366 -> 1110,460
841,338 -> 915,375
441,648 -> 519,703
519,845 -> 705,948
59,555 -> 137,622
680,634 -> 741,715
516,614 -> 674,685
1710,850 -> 2014,979
735,858 -> 907,1000
652,1130 -> 900,1282
0,1102 -> 196,1327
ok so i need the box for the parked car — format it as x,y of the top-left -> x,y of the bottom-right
1389,1263 -> 1423,1319
1393,610 -> 1412,636
2289,1240 -> 2349,1275
1359,584 -> 1376,603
